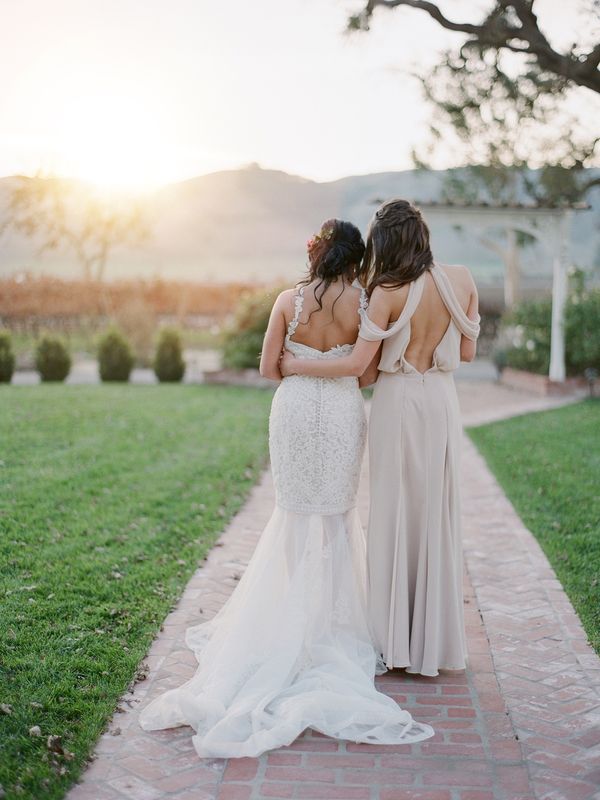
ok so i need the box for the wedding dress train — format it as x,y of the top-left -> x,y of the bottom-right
138,285 -> 435,758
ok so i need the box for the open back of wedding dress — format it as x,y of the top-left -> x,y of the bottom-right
138,284 -> 435,758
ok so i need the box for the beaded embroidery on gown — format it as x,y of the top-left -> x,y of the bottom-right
138,284 -> 435,758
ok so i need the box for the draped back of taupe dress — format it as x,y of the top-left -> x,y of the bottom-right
358,262 -> 481,677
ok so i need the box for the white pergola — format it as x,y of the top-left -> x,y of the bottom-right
412,202 -> 590,383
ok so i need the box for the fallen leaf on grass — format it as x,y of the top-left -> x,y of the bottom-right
47,735 -> 64,755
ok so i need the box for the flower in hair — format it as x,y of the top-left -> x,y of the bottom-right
315,227 -> 334,241
307,225 -> 334,251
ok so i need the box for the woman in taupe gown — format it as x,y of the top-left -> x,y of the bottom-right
280,199 -> 480,677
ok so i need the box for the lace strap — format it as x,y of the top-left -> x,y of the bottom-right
358,287 -> 368,328
287,286 -> 305,338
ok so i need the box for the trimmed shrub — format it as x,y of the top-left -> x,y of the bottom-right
0,330 -> 15,383
501,298 -> 552,375
98,328 -> 134,382
499,269 -> 600,377
491,346 -> 508,377
154,328 -> 186,383
35,336 -> 71,382
113,297 -> 157,367
221,286 -> 283,369
476,300 -> 502,358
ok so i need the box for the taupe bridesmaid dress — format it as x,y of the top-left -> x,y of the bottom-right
359,262 -> 480,677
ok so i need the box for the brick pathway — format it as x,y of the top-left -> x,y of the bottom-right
66,383 -> 599,800
461,439 -> 600,800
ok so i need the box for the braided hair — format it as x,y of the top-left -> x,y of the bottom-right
299,218 -> 365,324
359,199 -> 434,295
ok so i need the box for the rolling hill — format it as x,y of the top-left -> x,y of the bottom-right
1,164 -> 598,298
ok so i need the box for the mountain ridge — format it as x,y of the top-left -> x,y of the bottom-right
0,165 -> 598,290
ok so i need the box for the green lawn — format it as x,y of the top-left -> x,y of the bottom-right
467,399 -> 600,655
0,384 -> 273,800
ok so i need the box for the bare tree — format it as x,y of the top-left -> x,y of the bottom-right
1,174 -> 150,283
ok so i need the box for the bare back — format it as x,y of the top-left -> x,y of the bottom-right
386,265 -> 474,374
285,279 -> 363,352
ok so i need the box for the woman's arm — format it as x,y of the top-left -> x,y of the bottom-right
358,347 -> 382,388
259,291 -> 291,381
460,274 -> 480,363
281,336 -> 380,378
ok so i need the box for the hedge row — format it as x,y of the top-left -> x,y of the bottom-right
494,269 -> 600,377
0,327 -> 186,384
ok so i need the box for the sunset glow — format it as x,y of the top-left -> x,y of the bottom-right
37,93 -> 204,191
52,103 -> 175,190
0,0 -> 595,190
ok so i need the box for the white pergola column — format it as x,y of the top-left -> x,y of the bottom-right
411,204 -> 581,384
504,227 -> 520,308
549,210 -> 572,383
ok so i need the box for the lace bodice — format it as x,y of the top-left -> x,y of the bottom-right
283,283 -> 367,360
268,283 -> 369,514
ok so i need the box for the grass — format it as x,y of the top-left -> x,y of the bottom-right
0,384 -> 274,800
467,399 -> 600,655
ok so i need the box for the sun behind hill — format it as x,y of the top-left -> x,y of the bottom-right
38,94 -> 224,193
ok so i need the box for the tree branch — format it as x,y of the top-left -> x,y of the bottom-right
581,174 -> 600,193
587,42 -> 600,71
364,0 -> 488,35
360,0 -> 600,93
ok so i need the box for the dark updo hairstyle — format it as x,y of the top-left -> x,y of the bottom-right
359,199 -> 434,296
299,218 -> 365,322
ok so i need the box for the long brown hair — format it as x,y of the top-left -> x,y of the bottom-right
359,199 -> 434,295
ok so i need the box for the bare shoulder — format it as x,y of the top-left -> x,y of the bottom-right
368,283 -> 410,323
440,262 -> 473,280
277,287 -> 297,300
371,283 -> 409,303
439,263 -> 476,292
274,286 -> 297,308
270,288 -> 298,325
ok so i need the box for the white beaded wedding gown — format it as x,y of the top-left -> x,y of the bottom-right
138,284 -> 435,758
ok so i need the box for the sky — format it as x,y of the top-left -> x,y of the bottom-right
0,0 -> 594,189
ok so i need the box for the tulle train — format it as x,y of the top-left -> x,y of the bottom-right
138,505 -> 435,757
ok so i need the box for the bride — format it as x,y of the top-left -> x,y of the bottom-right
138,218 -> 435,758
